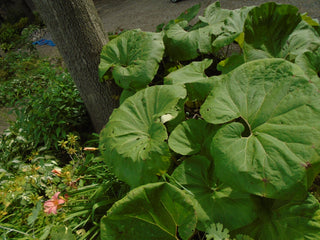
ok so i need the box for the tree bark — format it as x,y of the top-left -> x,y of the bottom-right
32,0 -> 121,132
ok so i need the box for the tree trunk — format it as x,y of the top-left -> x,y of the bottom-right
24,0 -> 35,12
32,0 -> 121,132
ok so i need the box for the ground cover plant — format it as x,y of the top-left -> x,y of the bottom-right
98,1 -> 320,239
0,24 -> 103,239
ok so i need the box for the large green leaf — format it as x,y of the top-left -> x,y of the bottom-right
217,54 -> 245,74
198,1 -> 253,51
295,48 -> 320,88
160,4 -> 201,32
243,3 -> 320,61
51,226 -> 76,240
282,21 -> 320,61
99,85 -> 186,188
199,1 -> 231,30
174,4 -> 201,24
100,182 -> 197,240
200,58 -> 320,199
164,21 -> 214,61
236,194 -> 320,240
171,155 -> 257,231
242,2 -> 300,60
168,119 -> 218,157
164,59 -> 218,101
301,13 -> 320,35
99,29 -> 164,90
211,6 -> 254,51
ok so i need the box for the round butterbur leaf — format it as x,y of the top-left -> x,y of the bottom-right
171,155 -> 258,231
164,59 -> 218,102
164,22 -> 213,61
100,85 -> 186,188
242,2 -> 320,61
99,29 -> 165,90
295,49 -> 320,88
238,194 -> 320,240
168,119 -> 218,157
201,58 -> 320,199
100,182 -> 197,240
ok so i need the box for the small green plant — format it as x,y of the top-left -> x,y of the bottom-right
0,51 -> 48,106
0,16 -> 41,52
0,23 -> 19,51
14,69 -> 90,150
0,131 -> 126,239
0,51 -> 90,165
0,17 -> 30,52
0,150 -> 60,239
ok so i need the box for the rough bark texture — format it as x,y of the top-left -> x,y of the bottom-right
32,0 -> 121,132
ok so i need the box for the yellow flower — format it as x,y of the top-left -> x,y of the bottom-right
67,134 -> 78,145
58,140 -> 68,149
67,148 -> 77,155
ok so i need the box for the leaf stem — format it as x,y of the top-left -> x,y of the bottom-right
164,174 -> 194,196
0,224 -> 31,237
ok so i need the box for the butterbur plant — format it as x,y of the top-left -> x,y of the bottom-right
98,1 -> 320,239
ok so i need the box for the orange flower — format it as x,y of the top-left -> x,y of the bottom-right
44,192 -> 66,215
51,169 -> 62,177
83,147 -> 99,151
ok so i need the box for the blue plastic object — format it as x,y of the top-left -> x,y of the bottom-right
32,39 -> 56,47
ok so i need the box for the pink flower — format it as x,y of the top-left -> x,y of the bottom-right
44,192 -> 66,215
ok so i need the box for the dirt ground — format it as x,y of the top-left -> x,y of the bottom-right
0,0 -> 319,134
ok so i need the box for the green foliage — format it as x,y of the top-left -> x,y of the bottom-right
205,223 -> 230,240
164,58 -> 218,102
243,3 -> 320,62
168,119 -> 218,157
98,1 -> 320,239
201,58 -> 320,200
205,223 -> 254,240
100,85 -> 186,188
0,132 -> 126,239
100,182 -> 197,240
15,70 -> 90,149
0,51 -> 48,106
2,1 -> 320,239
296,48 -> 320,87
0,56 -> 90,165
0,152 -> 60,239
237,194 -> 320,240
99,29 -> 165,91
171,155 -> 257,231
0,17 -> 34,51
0,48 -> 95,238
